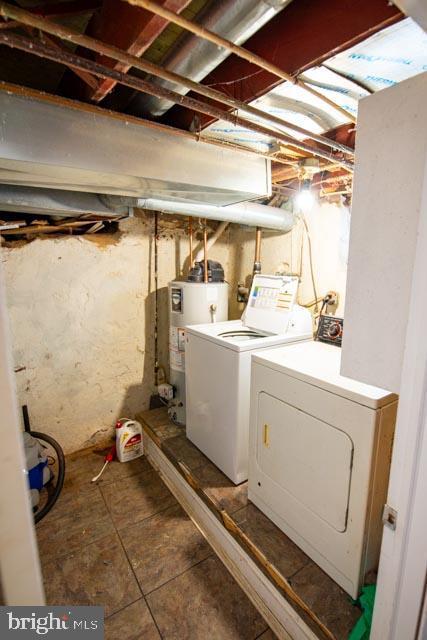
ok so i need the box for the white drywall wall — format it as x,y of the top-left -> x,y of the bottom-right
0,259 -> 44,605
1,214 -> 231,453
341,71 -> 427,392
394,0 -> 427,31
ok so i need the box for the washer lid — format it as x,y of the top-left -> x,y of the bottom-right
242,274 -> 298,335
186,319 -> 311,352
252,341 -> 398,409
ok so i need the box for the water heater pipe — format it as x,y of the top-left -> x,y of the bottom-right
137,199 -> 295,232
254,226 -> 262,275
195,220 -> 229,263
188,217 -> 194,268
203,223 -> 208,284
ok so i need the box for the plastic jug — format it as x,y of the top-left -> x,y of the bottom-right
115,419 -> 143,462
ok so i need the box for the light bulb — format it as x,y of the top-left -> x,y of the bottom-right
295,188 -> 315,212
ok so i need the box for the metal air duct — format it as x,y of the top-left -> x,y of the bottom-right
0,185 -> 132,218
0,87 -> 270,206
128,0 -> 292,118
137,198 -> 295,232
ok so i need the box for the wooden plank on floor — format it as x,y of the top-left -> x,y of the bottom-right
143,433 -> 320,640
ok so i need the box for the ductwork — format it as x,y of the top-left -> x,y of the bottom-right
0,86 -> 270,206
0,185 -> 132,218
137,198 -> 296,232
128,0 -> 293,119
0,188 -> 295,231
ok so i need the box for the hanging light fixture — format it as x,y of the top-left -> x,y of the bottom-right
295,158 -> 320,213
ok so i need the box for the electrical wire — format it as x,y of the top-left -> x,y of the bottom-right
301,297 -> 325,309
301,216 -> 319,313
298,223 -> 304,277
206,67 -> 264,88
154,212 -> 159,387
315,299 -> 328,339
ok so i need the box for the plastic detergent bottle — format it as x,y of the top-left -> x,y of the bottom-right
115,419 -> 143,462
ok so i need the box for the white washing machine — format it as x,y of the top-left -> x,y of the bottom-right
248,340 -> 398,598
185,275 -> 312,484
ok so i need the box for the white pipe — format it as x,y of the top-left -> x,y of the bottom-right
137,198 -> 296,232
195,221 -> 229,263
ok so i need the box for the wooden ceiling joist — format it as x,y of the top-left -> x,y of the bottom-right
0,29 -> 354,170
38,32 -> 98,90
125,0 -> 356,122
29,1 -> 102,18
165,0 -> 403,131
0,2 -> 354,166
85,0 -> 192,103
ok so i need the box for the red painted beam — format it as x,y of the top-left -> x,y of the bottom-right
164,0 -> 403,130
86,0 -> 192,103
30,1 -> 102,18
39,33 -> 98,90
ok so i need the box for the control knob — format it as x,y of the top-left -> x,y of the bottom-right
328,322 -> 342,340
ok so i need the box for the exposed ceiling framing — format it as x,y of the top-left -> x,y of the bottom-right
0,2 -> 356,169
164,0 -> 403,131
124,0 -> 357,123
83,0 -> 193,102
0,0 -> 423,236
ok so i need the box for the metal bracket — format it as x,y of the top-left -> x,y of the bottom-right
382,504 -> 397,531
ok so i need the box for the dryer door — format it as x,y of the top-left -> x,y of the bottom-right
257,392 -> 353,532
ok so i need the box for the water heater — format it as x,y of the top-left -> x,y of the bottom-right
168,280 -> 228,424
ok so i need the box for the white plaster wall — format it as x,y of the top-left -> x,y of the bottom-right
228,201 -> 350,320
299,202 -> 350,314
1,213 -> 231,453
1,203 -> 345,453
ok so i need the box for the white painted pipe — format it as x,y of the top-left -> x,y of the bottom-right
137,198 -> 295,232
195,221 -> 229,263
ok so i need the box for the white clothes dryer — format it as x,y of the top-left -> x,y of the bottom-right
248,340 -> 398,597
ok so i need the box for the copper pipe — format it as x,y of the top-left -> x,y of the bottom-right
0,3 -> 354,159
203,221 -> 208,284
126,0 -> 356,123
255,227 -> 262,263
0,31 -> 354,169
253,227 -> 262,276
188,217 -> 193,269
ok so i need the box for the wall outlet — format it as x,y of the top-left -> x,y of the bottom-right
325,291 -> 339,312
158,383 -> 175,401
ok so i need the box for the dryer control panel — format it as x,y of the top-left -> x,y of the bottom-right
317,315 -> 343,347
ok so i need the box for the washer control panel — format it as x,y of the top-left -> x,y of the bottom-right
243,274 -> 299,335
317,315 -> 343,347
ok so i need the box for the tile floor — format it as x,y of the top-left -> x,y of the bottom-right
37,446 -> 274,640
139,408 -> 362,640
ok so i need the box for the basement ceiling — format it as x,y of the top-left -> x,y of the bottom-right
0,0 -> 425,233
203,18 -> 427,152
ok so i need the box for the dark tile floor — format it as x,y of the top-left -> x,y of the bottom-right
139,408 -> 362,640
37,445 -> 273,639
